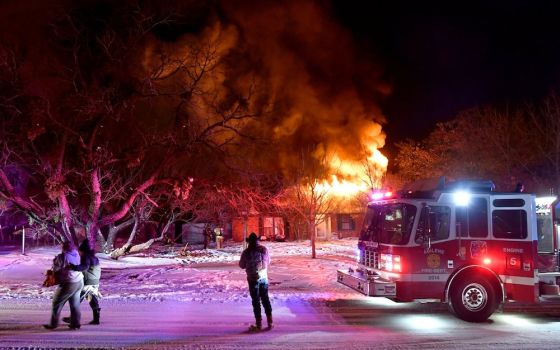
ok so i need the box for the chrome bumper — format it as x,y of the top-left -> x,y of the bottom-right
337,269 -> 396,297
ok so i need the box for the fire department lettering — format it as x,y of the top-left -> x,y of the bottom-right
424,248 -> 444,255
503,247 -> 524,253
421,268 -> 447,273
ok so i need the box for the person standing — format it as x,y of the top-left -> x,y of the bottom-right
203,224 -> 213,250
43,241 -> 83,330
239,232 -> 273,331
63,239 -> 102,325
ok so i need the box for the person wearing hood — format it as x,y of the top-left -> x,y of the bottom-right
239,232 -> 273,331
43,241 -> 83,330
64,239 -> 102,325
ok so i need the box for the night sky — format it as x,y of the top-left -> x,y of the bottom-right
334,0 -> 560,143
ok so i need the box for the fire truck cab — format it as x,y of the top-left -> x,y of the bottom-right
337,179 -> 560,322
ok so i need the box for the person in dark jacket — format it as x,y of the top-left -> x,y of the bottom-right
43,241 -> 83,330
239,232 -> 273,331
203,224 -> 213,250
63,239 -> 102,325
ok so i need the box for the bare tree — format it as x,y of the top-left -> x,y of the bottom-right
526,92 -> 560,193
276,150 -> 335,259
391,101 -> 559,193
0,4 -> 268,254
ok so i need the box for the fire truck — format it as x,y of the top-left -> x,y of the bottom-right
337,179 -> 560,322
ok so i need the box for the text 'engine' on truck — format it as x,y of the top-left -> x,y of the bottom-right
337,179 -> 560,322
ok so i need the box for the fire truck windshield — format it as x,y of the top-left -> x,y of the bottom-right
360,203 -> 417,245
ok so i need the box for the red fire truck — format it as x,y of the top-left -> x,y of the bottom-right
337,179 -> 560,322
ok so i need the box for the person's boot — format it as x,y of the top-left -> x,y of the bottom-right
62,317 -> 71,324
89,309 -> 100,325
266,314 -> 273,330
248,318 -> 262,332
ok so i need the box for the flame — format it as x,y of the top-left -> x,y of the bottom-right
318,143 -> 388,198
314,120 -> 388,198
317,175 -> 369,197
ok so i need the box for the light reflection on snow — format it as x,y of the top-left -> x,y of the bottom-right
398,315 -> 446,331
363,297 -> 399,306
274,305 -> 297,318
494,314 -> 534,327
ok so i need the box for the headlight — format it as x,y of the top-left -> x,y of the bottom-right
380,253 -> 401,272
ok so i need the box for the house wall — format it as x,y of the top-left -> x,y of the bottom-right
228,212 -> 365,242
315,215 -> 332,241
182,223 -> 205,245
330,213 -> 365,239
232,216 -> 260,242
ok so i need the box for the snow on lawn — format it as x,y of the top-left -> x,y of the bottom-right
0,239 -> 363,304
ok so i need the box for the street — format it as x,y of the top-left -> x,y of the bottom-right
2,297 -> 560,349
3,242 -> 560,350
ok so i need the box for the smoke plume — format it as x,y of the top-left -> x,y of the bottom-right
219,0 -> 390,186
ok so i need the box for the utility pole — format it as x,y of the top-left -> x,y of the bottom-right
21,226 -> 26,255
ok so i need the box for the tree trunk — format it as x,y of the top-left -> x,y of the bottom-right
110,215 -> 140,259
102,217 -> 136,253
109,216 -> 173,259
309,218 -> 316,259
243,216 -> 248,250
95,228 -> 106,253
87,168 -> 102,246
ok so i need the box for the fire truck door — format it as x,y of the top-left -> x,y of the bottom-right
536,197 -> 559,272
455,198 -> 489,259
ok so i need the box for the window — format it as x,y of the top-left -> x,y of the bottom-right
537,212 -> 554,252
432,206 -> 451,241
493,199 -> 525,207
337,214 -> 355,231
360,204 -> 416,245
379,204 -> 417,245
456,197 -> 488,238
492,210 -> 528,239
416,206 -> 451,243
360,205 -> 381,241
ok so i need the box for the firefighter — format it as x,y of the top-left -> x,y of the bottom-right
203,224 -> 213,250
239,232 -> 273,331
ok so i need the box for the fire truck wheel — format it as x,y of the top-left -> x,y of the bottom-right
448,276 -> 497,322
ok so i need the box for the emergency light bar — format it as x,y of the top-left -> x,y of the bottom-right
371,191 -> 394,200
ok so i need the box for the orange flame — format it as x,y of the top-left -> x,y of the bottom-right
318,144 -> 388,198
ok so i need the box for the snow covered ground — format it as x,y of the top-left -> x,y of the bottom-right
0,239 -> 360,304
3,239 -> 560,350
